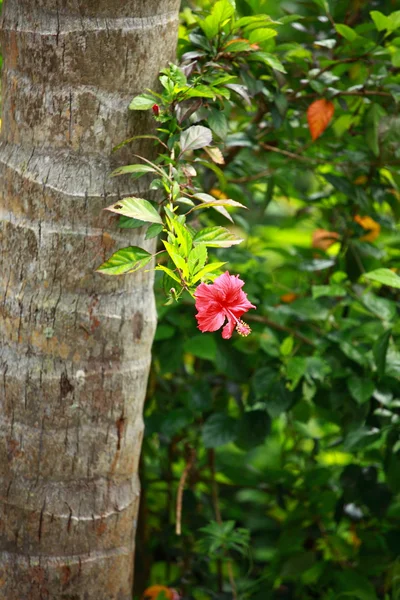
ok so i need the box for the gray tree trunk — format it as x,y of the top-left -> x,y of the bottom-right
0,1 -> 179,598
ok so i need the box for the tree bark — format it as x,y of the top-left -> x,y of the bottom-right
0,1 -> 179,598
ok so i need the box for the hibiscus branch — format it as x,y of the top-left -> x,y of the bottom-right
247,314 -> 316,346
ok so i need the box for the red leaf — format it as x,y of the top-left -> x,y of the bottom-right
307,99 -> 335,141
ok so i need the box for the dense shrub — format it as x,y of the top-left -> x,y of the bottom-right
135,1 -> 400,599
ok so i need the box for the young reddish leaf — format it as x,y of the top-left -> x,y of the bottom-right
307,99 -> 335,141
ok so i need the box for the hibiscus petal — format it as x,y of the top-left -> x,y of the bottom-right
222,316 -> 236,339
196,309 -> 226,332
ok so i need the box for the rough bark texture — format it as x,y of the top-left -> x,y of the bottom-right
0,1 -> 179,598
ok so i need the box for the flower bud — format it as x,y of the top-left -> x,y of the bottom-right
152,104 -> 160,116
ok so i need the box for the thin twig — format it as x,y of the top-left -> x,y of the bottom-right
247,313 -> 316,346
175,447 -> 196,535
260,142 -> 319,163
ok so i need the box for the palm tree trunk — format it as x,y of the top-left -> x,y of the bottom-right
0,1 -> 179,597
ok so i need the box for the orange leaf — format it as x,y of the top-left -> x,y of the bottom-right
307,99 -> 335,141
280,293 -> 298,304
142,586 -> 173,600
312,229 -> 340,251
142,586 -> 180,600
354,215 -> 380,242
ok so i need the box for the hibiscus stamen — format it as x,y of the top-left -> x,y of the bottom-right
236,320 -> 251,337
226,310 -> 251,337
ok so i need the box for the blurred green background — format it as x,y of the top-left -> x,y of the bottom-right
136,1 -> 400,599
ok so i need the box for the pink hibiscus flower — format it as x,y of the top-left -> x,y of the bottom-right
194,271 -> 256,339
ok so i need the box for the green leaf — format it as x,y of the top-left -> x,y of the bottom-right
111,164 -> 158,177
172,219 -> 193,256
280,336 -> 294,356
312,285 -> 346,299
188,245 -> 208,276
155,265 -> 181,284
364,268 -> 400,289
348,376 -> 375,405
180,125 -> 213,153
208,109 -> 229,139
193,226 -> 243,248
373,330 -> 392,378
250,51 -> 286,72
184,334 -> 217,361
106,197 -> 162,224
248,28 -> 277,44
361,292 -> 396,321
365,103 -> 386,156
313,0 -> 329,13
112,134 -> 165,152
163,240 -> 189,278
191,262 -> 227,284
191,195 -> 246,212
96,246 -> 152,275
223,40 -> 252,53
129,94 -> 156,110
199,0 -> 235,39
235,410 -> 271,450
335,23 -> 357,41
202,413 -> 238,448
145,223 -> 163,240
119,216 -> 146,229
285,357 -> 307,390
233,15 -> 279,30
370,10 -> 390,32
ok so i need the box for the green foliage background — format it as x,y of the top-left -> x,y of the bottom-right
135,0 -> 400,599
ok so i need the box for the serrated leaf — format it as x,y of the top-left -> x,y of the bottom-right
111,164 -> 158,177
129,94 -> 156,110
119,216 -> 146,229
364,268 -> 400,289
191,261 -> 226,284
193,226 -> 243,248
172,219 -> 193,256
191,198 -> 246,212
96,246 -> 152,275
155,265 -> 181,284
145,223 -> 163,240
163,240 -> 189,278
105,197 -> 162,224
204,146 -> 225,164
307,99 -> 335,141
188,245 -> 208,276
180,125 -> 213,153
